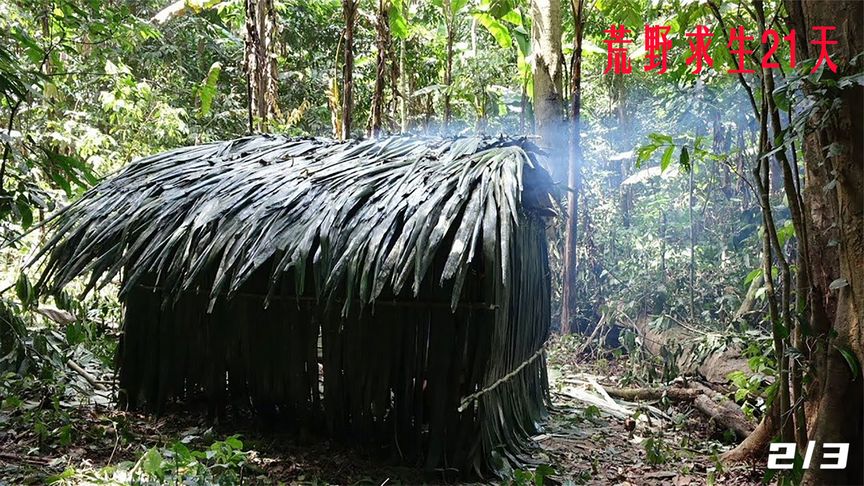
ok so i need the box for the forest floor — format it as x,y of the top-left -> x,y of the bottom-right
0,339 -> 765,485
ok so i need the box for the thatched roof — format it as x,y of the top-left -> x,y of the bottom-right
34,135 -> 556,311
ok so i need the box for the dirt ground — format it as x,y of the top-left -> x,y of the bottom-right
0,347 -> 767,485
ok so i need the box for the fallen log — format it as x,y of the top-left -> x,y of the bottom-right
627,314 -> 752,386
603,385 -> 703,401
691,382 -> 754,440
693,393 -> 754,440
603,383 -> 755,440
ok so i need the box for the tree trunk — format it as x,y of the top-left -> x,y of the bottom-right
722,57 -> 796,460
399,39 -> 409,133
530,0 -> 565,180
340,0 -> 357,140
785,2 -> 864,484
755,0 -> 809,449
244,0 -> 278,133
560,0 -> 583,334
370,0 -> 390,138
442,0 -> 454,130
688,159 -> 695,320
657,211 -> 666,281
519,79 -> 528,133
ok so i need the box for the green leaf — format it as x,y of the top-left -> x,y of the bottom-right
141,448 -> 164,477
44,149 -> 98,187
170,441 -> 193,461
773,320 -> 790,340
648,132 -> 674,145
825,143 -> 844,158
15,198 -> 33,229
512,26 -> 530,56
660,145 -> 675,172
635,143 -> 659,168
829,278 -> 849,290
225,435 -> 243,450
755,286 -> 767,300
534,463 -> 555,484
763,380 -> 779,409
474,13 -> 512,49
500,9 -> 522,26
744,268 -> 762,286
389,0 -> 408,39
199,62 -> 221,117
772,86 -> 790,112
46,467 -> 76,483
12,28 -> 46,64
58,424 -> 72,446
49,170 -> 72,196
776,220 -> 796,246
15,273 -> 33,307
483,0 -> 517,18
834,345 -> 860,380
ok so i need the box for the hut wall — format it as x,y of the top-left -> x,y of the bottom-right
117,212 -> 550,474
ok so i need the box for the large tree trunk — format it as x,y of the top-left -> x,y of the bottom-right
530,0 -> 565,180
786,2 -> 864,484
340,0 -> 357,140
244,0 -> 279,133
560,0 -> 583,334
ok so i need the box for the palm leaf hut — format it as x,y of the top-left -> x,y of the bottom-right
34,135 -> 557,475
